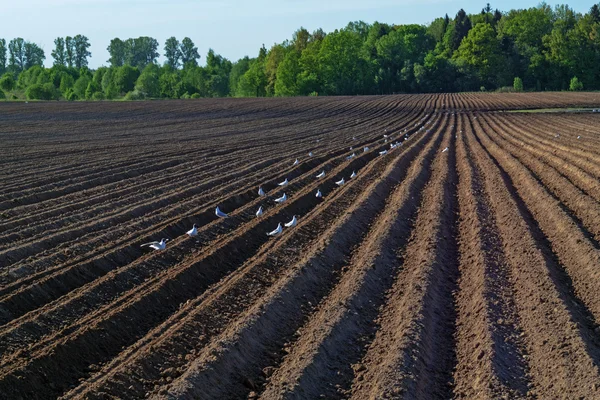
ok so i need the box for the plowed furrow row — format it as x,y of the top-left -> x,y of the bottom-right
64,114 -> 444,400
453,115 -> 530,399
0,115 -> 440,400
465,120 -> 600,398
348,122 -> 458,399
471,117 -> 600,324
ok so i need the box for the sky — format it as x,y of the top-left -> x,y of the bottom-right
1,0 -> 594,69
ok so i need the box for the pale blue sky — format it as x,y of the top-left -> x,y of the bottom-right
2,0 -> 594,68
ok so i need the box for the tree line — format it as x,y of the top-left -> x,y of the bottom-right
1,3 -> 599,101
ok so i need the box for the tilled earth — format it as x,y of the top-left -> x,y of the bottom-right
0,93 -> 599,399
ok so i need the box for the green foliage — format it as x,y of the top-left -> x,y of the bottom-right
0,39 -> 7,74
85,80 -> 101,99
135,64 -> 160,97
0,90 -> 5,99
0,73 -> 15,91
124,89 -> 145,100
513,76 -> 524,91
25,83 -> 58,100
569,76 -> 583,91
164,37 -> 181,69
180,37 -> 200,67
113,65 -> 140,94
73,75 -> 91,99
52,37 -> 66,66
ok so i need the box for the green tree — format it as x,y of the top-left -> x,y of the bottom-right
8,38 -> 25,71
0,39 -> 6,74
52,37 -> 66,66
569,76 -> 583,90
73,75 -> 91,99
107,38 -> 127,67
164,37 -> 181,69
513,76 -> 524,91
265,44 -> 285,96
274,50 -> 300,96
59,73 -> 75,93
180,37 -> 200,66
135,63 -> 160,97
125,37 -> 159,69
23,42 -> 45,69
229,56 -> 251,96
73,34 -> 91,68
454,23 -> 503,88
113,64 -> 140,94
0,73 -> 15,92
65,36 -> 75,67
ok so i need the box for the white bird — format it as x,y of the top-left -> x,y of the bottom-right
293,159 -> 299,166
577,135 -> 581,139
442,147 -> 448,153
215,206 -> 229,218
267,223 -> 283,237
186,225 -> 198,237
316,170 -> 326,179
275,193 -> 287,203
141,238 -> 168,250
363,146 -> 370,152
316,189 -> 323,198
346,153 -> 356,160
258,186 -> 265,196
383,134 -> 388,138
285,215 -> 298,228
308,152 -> 313,157
278,178 -> 289,186
379,150 -> 388,156
352,136 -> 357,140
336,177 -> 345,186
256,206 -> 263,217
349,146 -> 353,150
350,171 -> 356,179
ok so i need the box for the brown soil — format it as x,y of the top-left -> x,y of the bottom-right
0,93 -> 598,399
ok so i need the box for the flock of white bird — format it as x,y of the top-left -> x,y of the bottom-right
140,115 -> 452,251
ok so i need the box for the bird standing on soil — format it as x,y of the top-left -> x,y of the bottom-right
267,223 -> 283,237
347,153 -> 356,160
442,147 -> 448,153
285,215 -> 298,228
141,238 -> 168,250
316,189 -> 323,198
258,187 -> 265,196
316,171 -> 326,179
363,147 -> 369,152
350,171 -> 356,179
293,159 -> 299,166
275,193 -> 287,203
215,206 -> 229,218
379,150 -> 388,156
308,152 -> 313,157
278,178 -> 289,186
256,206 -> 263,217
336,177 -> 345,186
186,225 -> 198,237
577,135 -> 581,139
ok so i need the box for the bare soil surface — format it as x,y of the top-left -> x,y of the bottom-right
0,93 -> 599,399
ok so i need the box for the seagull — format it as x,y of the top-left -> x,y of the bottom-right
379,150 -> 388,156
316,170 -> 326,179
349,146 -> 353,150
285,215 -> 298,228
275,193 -> 287,203
215,206 -> 229,218
363,147 -> 369,152
186,225 -> 198,237
258,187 -> 265,196
577,135 -> 581,139
316,189 -> 322,198
383,134 -> 388,138
308,152 -> 313,157
442,147 -> 448,153
267,223 -> 283,237
352,136 -> 357,140
350,171 -> 356,179
256,206 -> 263,217
293,159 -> 299,166
278,178 -> 288,186
141,238 -> 168,250
336,177 -> 345,186
346,153 -> 356,160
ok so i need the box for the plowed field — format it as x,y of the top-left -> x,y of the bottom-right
1,92 -> 599,399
